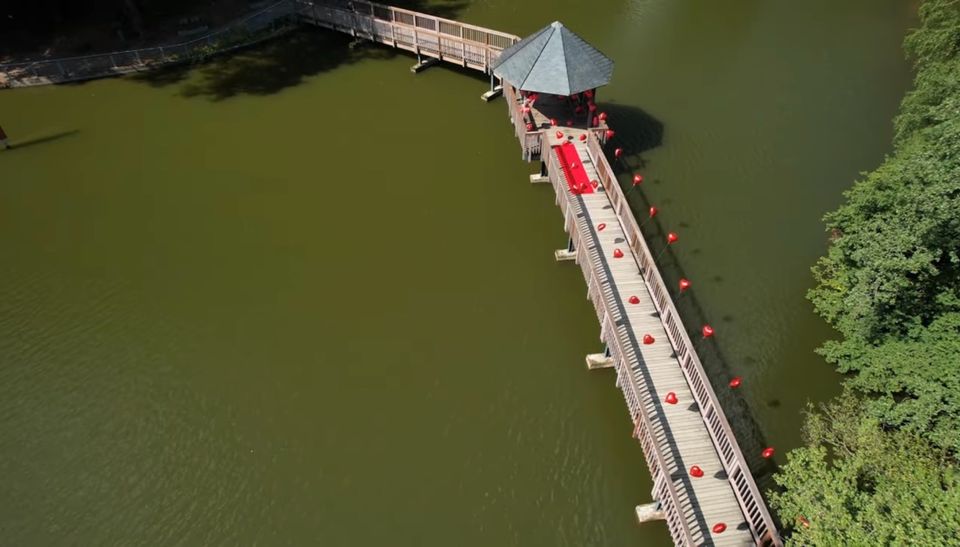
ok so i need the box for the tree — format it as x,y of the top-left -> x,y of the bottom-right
770,398 -> 960,546
819,313 -> 960,453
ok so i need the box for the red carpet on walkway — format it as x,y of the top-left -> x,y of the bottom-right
554,141 -> 594,194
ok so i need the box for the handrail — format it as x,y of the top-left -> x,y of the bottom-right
297,0 -> 519,74
584,135 -> 781,545
544,144 -> 696,546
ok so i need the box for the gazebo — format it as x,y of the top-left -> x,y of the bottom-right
493,21 -> 614,131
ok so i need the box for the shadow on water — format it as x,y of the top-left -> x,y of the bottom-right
601,101 -> 664,159
130,29 -> 399,100
128,0 -> 471,100
3,130 -> 80,151
599,104 -> 778,489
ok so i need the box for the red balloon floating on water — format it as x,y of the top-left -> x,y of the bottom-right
679,278 -> 691,292
628,295 -> 640,305
689,465 -> 704,478
702,325 -> 715,338
605,129 -> 616,140
728,376 -> 742,388
614,147 -> 623,158
713,523 -> 727,534
642,334 -> 655,345
667,232 -> 679,244
633,174 -> 643,186
762,447 -> 775,459
597,223 -> 607,231
649,206 -> 658,218
664,392 -> 678,405
613,248 -> 624,258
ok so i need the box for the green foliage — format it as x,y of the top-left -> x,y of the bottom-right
771,399 -> 960,546
775,1 -> 960,542
805,0 -> 960,449
819,313 -> 960,453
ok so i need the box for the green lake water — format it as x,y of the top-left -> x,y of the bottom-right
0,1 -> 914,545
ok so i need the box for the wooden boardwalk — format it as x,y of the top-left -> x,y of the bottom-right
297,2 -> 781,545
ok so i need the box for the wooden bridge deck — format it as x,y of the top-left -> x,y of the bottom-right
563,134 -> 754,545
297,1 -> 781,545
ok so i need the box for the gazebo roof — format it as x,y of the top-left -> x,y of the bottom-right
492,21 -> 614,96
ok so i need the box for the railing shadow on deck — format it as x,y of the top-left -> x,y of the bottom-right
129,27 -> 396,100
598,102 -> 778,489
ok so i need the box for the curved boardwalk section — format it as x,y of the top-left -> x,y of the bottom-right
298,1 -> 782,544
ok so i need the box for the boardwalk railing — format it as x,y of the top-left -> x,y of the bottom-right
296,0 -> 520,74
503,83 -> 609,161
0,0 -> 298,88
543,146 -> 696,544
548,131 -> 781,545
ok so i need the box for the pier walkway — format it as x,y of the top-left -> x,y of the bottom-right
0,0 -> 782,544
295,1 -> 782,546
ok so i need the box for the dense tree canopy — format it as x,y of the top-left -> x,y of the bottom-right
804,0 -> 960,450
771,399 -> 960,546
775,0 -> 960,543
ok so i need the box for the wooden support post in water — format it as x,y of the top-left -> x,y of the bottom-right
481,74 -> 503,101
585,353 -> 614,370
636,502 -> 666,524
529,160 -> 549,183
554,236 -> 576,262
410,57 -> 439,73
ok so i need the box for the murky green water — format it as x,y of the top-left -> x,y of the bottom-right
0,1 -> 913,545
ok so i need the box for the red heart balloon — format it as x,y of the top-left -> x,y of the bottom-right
728,376 -> 742,388
597,223 -> 607,231
628,295 -> 640,304
713,523 -> 727,534
762,447 -> 775,459
679,278 -> 691,292
613,248 -> 624,258
689,465 -> 704,478
667,232 -> 679,244
702,325 -> 715,338
664,392 -> 678,404
642,334 -> 655,345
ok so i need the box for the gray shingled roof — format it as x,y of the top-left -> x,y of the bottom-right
492,21 -> 614,96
